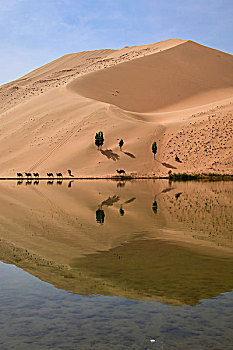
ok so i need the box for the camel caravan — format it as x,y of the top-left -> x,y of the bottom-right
17,170 -> 74,179
17,169 -> 127,179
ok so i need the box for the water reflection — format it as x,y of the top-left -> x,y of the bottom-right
119,206 -> 125,216
117,181 -> 126,188
68,180 -> 73,188
96,208 -> 105,224
47,180 -> 54,185
175,192 -> 182,199
0,180 -> 232,305
152,200 -> 158,214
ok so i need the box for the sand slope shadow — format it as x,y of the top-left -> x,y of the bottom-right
101,149 -> 120,161
161,162 -> 177,169
123,151 -> 136,159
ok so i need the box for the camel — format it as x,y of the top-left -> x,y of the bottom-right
56,172 -> 63,178
33,172 -> 39,178
25,172 -> 32,178
17,172 -> 23,177
67,169 -> 74,177
116,169 -> 126,175
47,173 -> 54,178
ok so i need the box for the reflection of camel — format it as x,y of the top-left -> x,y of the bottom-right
17,180 -> 23,185
57,180 -> 63,185
101,149 -> 120,161
34,180 -> 39,185
26,180 -> 32,185
117,181 -> 126,188
47,180 -> 54,185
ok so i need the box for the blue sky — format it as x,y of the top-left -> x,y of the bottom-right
0,0 -> 232,85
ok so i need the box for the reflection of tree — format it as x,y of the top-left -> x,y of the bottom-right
100,195 -> 120,207
119,207 -> 125,216
152,200 -> 158,214
96,209 -> 105,224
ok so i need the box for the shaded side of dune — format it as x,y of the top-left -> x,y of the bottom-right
68,41 -> 233,112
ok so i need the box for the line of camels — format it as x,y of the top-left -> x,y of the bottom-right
17,170 -> 74,178
17,169 -> 126,178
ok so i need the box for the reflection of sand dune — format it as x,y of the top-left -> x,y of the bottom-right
0,181 -> 233,305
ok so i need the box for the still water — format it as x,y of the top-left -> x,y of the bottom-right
0,180 -> 232,349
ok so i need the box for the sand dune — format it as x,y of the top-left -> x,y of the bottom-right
68,40 -> 233,112
0,39 -> 232,177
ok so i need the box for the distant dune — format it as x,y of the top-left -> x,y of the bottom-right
0,39 -> 232,177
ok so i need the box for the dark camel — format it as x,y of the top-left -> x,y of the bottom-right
33,172 -> 39,178
17,172 -> 23,177
56,172 -> 63,178
47,173 -> 54,178
116,169 -> 126,175
67,170 -> 74,177
25,172 -> 32,178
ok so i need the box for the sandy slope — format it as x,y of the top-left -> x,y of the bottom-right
68,41 -> 233,113
0,39 -> 232,177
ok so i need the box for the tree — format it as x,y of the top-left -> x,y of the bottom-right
95,131 -> 104,150
152,141 -> 157,159
119,139 -> 124,151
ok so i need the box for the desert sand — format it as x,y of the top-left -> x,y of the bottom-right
0,38 -> 232,177
0,39 -> 233,303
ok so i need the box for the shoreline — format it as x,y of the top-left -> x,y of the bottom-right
0,173 -> 233,181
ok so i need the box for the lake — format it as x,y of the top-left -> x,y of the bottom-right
0,180 -> 232,349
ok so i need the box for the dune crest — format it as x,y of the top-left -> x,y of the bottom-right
68,41 -> 233,113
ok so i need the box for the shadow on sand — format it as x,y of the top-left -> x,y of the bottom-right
123,151 -> 136,159
101,149 -> 120,161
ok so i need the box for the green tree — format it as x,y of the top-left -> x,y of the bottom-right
152,141 -> 157,159
95,131 -> 104,150
119,139 -> 124,151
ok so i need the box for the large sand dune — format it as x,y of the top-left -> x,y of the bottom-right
68,40 -> 233,113
0,39 -> 232,177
